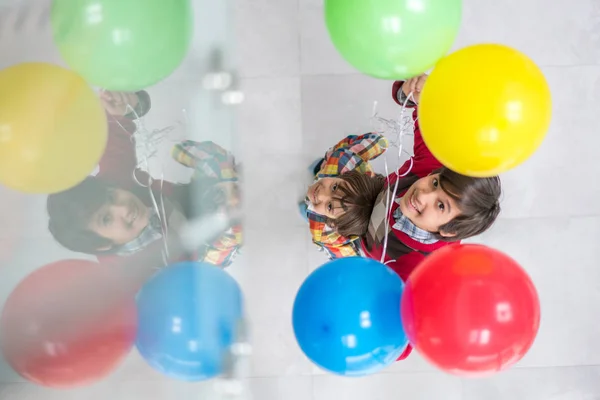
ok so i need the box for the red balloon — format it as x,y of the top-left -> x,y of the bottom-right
0,259 -> 137,388
401,244 -> 540,376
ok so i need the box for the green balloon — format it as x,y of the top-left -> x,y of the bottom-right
51,0 -> 193,91
325,0 -> 462,79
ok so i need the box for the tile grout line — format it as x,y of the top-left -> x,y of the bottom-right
236,62 -> 600,81
296,0 -> 312,283
3,363 -> 600,385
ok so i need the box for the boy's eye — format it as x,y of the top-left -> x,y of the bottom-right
102,214 -> 113,226
327,202 -> 333,212
332,183 -> 338,192
437,201 -> 445,211
432,178 -> 439,188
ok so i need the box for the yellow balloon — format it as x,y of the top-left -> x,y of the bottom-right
0,63 -> 107,193
419,44 -> 552,177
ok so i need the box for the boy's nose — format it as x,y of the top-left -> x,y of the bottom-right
318,192 -> 331,204
418,190 -> 435,206
316,188 -> 328,203
111,205 -> 129,219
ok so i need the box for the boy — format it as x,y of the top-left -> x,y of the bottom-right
47,91 -> 242,267
301,133 -> 389,259
305,75 -> 501,272
305,75 -> 501,360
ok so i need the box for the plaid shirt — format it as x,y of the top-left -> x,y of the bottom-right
114,141 -> 242,267
172,140 -> 237,182
172,141 -> 242,267
200,224 -> 242,266
307,133 -> 388,259
114,211 -> 163,256
392,199 -> 437,244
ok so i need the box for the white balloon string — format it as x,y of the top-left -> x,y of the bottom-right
159,171 -> 169,249
107,95 -> 176,265
381,150 -> 392,264
371,92 -> 416,264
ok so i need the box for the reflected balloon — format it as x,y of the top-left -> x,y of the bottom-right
0,63 -> 107,193
0,259 -> 136,388
51,0 -> 193,91
136,262 -> 243,381
293,258 -> 408,376
401,244 -> 541,376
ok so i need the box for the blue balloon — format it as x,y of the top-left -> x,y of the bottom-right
292,257 -> 408,376
136,262 -> 243,381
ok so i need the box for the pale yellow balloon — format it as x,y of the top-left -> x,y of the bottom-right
419,44 -> 552,177
0,63 -> 107,193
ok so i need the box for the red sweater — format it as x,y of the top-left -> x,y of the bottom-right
361,91 -> 453,280
361,82 -> 458,361
94,112 -> 188,266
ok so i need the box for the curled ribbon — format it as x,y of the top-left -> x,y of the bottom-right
371,94 -> 416,264
108,95 -> 177,266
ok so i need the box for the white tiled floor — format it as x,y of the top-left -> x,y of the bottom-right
1,0 -> 600,399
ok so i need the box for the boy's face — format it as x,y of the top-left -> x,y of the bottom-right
398,173 -> 461,236
306,177 -> 347,218
87,188 -> 150,249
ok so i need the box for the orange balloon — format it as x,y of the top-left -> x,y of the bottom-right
0,260 -> 136,388
0,63 -> 107,193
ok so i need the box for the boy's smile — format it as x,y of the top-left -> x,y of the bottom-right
308,173 -> 462,238
398,174 -> 461,236
88,188 -> 150,248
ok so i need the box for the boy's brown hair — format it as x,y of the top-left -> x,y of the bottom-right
47,177 -> 119,254
433,168 -> 501,241
328,168 -> 501,241
325,171 -> 386,237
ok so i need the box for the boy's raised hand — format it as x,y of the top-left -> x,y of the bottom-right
402,74 -> 428,104
100,91 -> 139,116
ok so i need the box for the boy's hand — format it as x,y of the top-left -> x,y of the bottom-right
402,74 -> 428,104
100,91 -> 139,116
